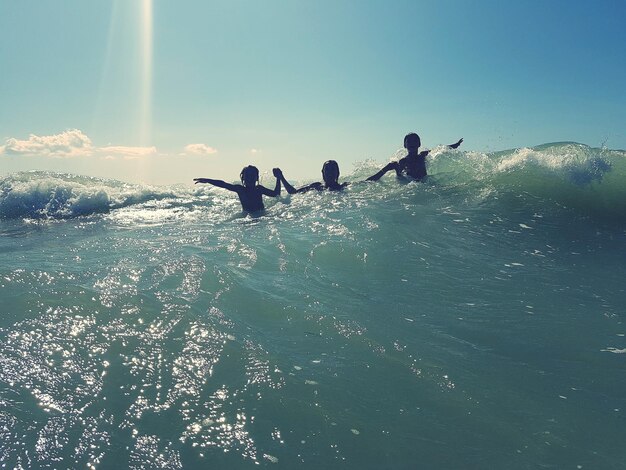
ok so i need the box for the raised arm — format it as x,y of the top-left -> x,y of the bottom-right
273,168 -> 297,194
258,170 -> 282,197
274,168 -> 321,194
366,161 -> 399,181
448,138 -> 463,149
193,178 -> 240,192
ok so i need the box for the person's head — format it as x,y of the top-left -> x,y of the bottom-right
404,133 -> 421,152
321,160 -> 340,185
240,165 -> 259,187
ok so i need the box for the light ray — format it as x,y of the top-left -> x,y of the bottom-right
139,0 -> 153,147
91,0 -> 120,137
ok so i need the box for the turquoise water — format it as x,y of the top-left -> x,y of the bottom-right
1,143 -> 625,469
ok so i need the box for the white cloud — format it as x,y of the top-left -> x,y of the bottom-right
1,129 -> 94,158
183,143 -> 218,156
0,129 -> 159,161
250,148 -> 260,154
98,146 -> 157,160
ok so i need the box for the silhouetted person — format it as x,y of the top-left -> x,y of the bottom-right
367,133 -> 463,182
194,165 -> 281,213
275,160 -> 348,194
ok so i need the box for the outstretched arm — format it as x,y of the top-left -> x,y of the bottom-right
193,178 -> 240,192
448,138 -> 463,149
366,161 -> 399,181
294,182 -> 323,193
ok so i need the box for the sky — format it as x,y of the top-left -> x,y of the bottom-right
1,0 -> 625,185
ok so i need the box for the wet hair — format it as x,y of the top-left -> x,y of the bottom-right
322,160 -> 340,181
240,165 -> 259,185
403,132 -> 421,148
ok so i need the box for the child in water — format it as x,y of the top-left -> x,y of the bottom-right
193,165 -> 281,213
276,134 -> 463,193
367,133 -> 463,181
275,160 -> 348,194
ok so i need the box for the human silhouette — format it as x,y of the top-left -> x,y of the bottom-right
194,165 -> 281,212
275,160 -> 348,194
367,133 -> 463,181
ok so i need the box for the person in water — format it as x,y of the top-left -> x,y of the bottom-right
193,165 -> 281,212
367,133 -> 463,181
275,160 -> 348,194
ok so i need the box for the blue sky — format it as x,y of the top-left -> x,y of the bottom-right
1,0 -> 624,184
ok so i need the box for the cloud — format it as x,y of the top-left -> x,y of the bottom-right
0,129 -> 159,160
183,143 -> 218,156
98,146 -> 157,160
1,129 -> 94,158
250,148 -> 260,154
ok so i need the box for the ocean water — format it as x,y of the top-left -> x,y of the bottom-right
1,142 -> 625,469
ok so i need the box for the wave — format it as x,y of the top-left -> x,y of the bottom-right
0,171 -> 185,220
352,141 -> 626,220
1,143 -> 625,222
432,142 -> 623,190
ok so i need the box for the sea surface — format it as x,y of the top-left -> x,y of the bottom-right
1,142 -> 625,469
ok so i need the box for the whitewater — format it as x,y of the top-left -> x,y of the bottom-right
1,142 -> 625,469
